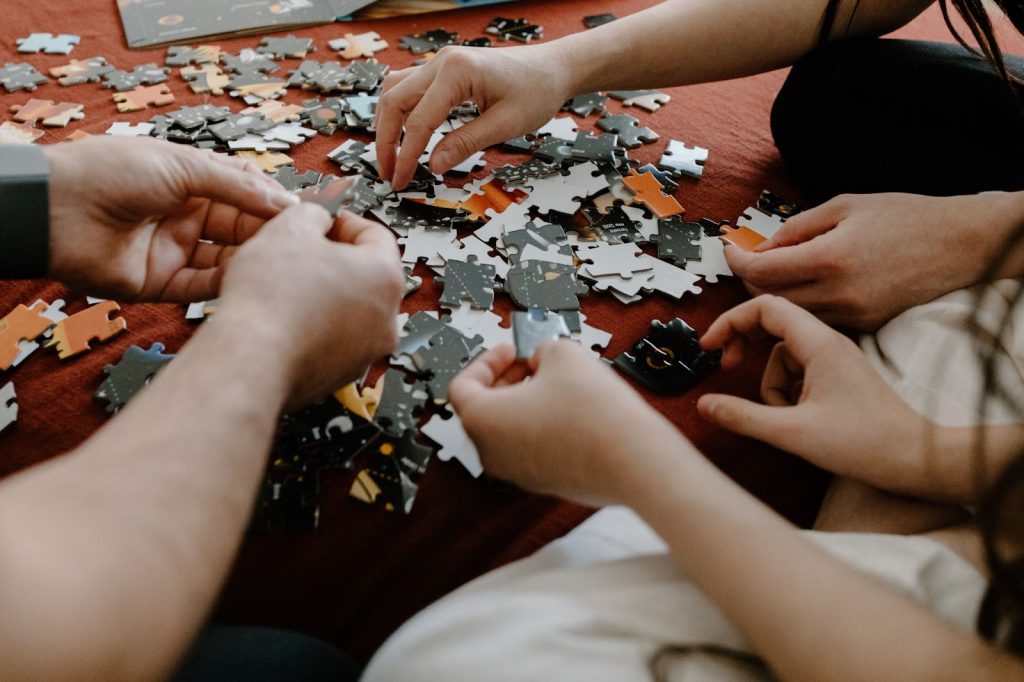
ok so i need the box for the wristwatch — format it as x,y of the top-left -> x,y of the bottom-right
0,144 -> 49,279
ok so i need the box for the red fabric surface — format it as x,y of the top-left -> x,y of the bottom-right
0,0 -> 978,663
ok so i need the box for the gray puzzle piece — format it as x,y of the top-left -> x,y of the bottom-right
650,217 -> 704,263
596,114 -> 659,148
102,63 -> 170,92
409,326 -> 483,404
506,260 -> 589,311
0,62 -> 49,92
17,33 -> 80,55
95,343 -> 175,414
502,222 -> 570,265
0,381 -> 16,434
512,308 -> 570,360
258,35 -> 314,59
437,255 -> 498,310
562,92 -> 606,117
373,369 -> 429,436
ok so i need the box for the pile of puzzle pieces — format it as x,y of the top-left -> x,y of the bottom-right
0,20 -> 800,529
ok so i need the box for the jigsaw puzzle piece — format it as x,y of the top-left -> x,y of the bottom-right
0,301 -> 54,370
512,308 -> 570,360
622,169 -> 684,219
684,233 -> 733,283
658,139 -> 708,180
95,343 -> 175,413
613,318 -> 720,394
737,207 -> 786,240
113,84 -> 175,112
0,381 -> 16,435
17,33 -> 80,55
719,224 -> 766,251
43,300 -> 127,360
421,412 -> 482,478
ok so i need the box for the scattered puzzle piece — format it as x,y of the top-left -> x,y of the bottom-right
43,301 -> 127,360
623,169 -> 684,219
333,32 -> 388,60
181,63 -> 230,95
608,89 -> 671,112
597,113 -> 658,148
0,381 -> 16,435
95,343 -> 175,413
0,121 -> 45,144
258,35 -> 314,59
11,99 -> 85,127
50,56 -> 114,86
421,412 -> 482,478
0,62 -> 49,92
166,44 -> 223,66
113,84 -> 175,112
437,255 -> 498,310
0,301 -> 53,370
614,318 -> 719,394
17,33 -> 79,55
658,139 -> 708,180
235,150 -> 293,173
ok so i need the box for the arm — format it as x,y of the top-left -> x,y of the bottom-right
0,310 -> 290,680
554,0 -> 934,93
450,340 -> 1024,682
0,204 -> 404,680
375,0 -> 934,188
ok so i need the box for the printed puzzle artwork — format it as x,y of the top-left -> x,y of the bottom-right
0,18 -> 802,530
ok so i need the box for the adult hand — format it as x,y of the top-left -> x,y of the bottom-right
375,44 -> 573,190
45,136 -> 299,302
449,341 -> 688,507
725,192 -> 1024,330
696,295 -> 929,488
217,202 -> 405,408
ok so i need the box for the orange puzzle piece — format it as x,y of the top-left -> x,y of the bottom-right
113,84 -> 175,113
43,301 -> 127,359
11,98 -> 85,127
459,178 -> 528,221
0,301 -> 52,370
719,224 -> 766,251
334,381 -> 383,421
622,169 -> 685,219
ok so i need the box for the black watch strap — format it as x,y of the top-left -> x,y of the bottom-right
0,145 -> 50,279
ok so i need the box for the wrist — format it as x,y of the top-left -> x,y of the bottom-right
957,191 -> 1024,283
602,410 -> 701,505
203,301 -> 299,401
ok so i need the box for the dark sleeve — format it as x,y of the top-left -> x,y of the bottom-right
0,144 -> 50,279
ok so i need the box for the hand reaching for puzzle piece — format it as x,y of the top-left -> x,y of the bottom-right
374,44 -> 573,190
44,136 -> 300,302
724,192 -> 1024,330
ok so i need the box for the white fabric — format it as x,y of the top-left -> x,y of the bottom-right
861,279 -> 1024,426
363,283 -> 1024,681
363,508 -> 985,682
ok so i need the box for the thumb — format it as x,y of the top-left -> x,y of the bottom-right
266,202 -> 334,237
697,393 -> 794,445
431,101 -> 525,174
757,202 -> 842,251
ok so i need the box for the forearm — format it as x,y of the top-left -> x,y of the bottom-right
618,426 -> 1021,681
541,0 -> 933,95
0,309 -> 293,680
